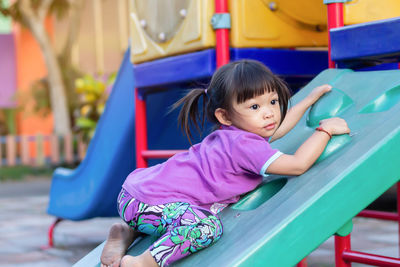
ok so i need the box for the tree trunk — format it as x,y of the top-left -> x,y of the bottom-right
30,21 -> 72,135
17,0 -> 72,135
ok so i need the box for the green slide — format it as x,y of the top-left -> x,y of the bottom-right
74,68 -> 400,266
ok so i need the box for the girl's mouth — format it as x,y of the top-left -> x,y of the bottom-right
265,123 -> 276,130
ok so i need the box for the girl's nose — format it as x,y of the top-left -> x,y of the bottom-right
264,109 -> 273,119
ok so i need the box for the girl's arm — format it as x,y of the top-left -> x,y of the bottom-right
270,85 -> 332,142
266,117 -> 350,176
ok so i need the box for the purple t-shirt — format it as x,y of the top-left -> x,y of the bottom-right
122,125 -> 282,210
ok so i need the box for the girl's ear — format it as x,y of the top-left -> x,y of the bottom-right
215,108 -> 232,126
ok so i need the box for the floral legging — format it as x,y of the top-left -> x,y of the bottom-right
117,189 -> 223,267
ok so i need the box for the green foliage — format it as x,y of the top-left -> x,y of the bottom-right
29,78 -> 52,117
74,73 -> 116,143
0,110 -> 7,135
0,166 -> 54,181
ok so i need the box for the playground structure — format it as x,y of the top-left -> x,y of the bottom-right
45,0 -> 400,266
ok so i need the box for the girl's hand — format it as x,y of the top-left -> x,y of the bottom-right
319,117 -> 350,136
307,84 -> 332,105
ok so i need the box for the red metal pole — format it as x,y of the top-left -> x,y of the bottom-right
135,88 -> 148,168
141,150 -> 187,159
215,0 -> 230,68
296,258 -> 308,267
327,4 -> 348,265
358,210 -> 399,221
342,250 -> 400,267
326,3 -> 344,68
397,182 -> 400,257
42,217 -> 63,249
335,235 -> 351,267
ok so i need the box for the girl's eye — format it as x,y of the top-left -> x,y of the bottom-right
250,104 -> 259,110
271,99 -> 279,105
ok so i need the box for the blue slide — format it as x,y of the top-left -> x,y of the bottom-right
47,48 -> 137,220
47,48 -> 196,221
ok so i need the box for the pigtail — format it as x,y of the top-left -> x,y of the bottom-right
171,88 -> 207,144
273,76 -> 291,123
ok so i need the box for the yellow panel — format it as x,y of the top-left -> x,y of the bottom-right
272,0 -> 327,25
344,0 -> 400,25
130,0 -> 215,64
230,0 -> 328,48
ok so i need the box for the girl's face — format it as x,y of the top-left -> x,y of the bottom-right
228,91 -> 281,138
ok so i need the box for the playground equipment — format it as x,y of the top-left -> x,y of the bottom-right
75,66 -> 400,267
48,0 -> 400,265
136,1 -> 400,266
130,0 -> 400,63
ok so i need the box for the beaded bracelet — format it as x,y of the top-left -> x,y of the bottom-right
316,127 -> 332,139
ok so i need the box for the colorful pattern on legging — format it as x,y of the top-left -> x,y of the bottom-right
117,189 -> 223,267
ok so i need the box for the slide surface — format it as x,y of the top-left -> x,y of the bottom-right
75,68 -> 400,266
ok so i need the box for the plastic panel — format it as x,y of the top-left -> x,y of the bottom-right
330,17 -> 400,67
134,48 -> 328,89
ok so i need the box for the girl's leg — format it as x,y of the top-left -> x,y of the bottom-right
149,206 -> 223,267
108,191 -> 223,266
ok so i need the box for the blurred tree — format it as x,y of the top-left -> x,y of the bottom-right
0,0 -> 83,135
74,73 -> 116,143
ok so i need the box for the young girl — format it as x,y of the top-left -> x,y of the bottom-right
100,59 -> 350,267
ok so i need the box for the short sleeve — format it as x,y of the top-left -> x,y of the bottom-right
232,133 -> 282,177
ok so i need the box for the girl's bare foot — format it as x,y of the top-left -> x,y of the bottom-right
100,223 -> 137,267
120,250 -> 158,267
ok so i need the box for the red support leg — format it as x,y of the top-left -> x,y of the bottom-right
42,217 -> 63,249
326,3 -> 344,68
214,0 -> 230,68
135,88 -> 148,168
397,181 -> 400,257
335,235 -> 352,267
297,258 -> 308,267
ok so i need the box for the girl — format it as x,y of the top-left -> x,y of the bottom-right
100,59 -> 350,267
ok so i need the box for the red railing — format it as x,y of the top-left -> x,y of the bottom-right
134,0 -> 231,169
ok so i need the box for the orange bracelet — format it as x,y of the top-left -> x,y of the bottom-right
316,127 -> 332,139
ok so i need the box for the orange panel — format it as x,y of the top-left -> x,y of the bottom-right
14,18 -> 54,156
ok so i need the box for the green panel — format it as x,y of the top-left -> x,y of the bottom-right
75,68 -> 400,267
0,0 -> 11,34
316,134 -> 352,163
360,85 -> 400,113
307,87 -> 354,127
231,178 -> 287,211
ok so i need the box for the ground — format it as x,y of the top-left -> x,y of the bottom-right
0,177 -> 397,266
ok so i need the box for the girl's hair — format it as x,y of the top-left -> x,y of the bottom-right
173,59 -> 291,142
